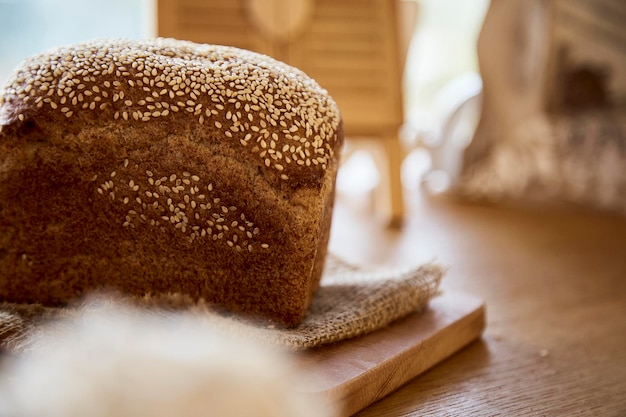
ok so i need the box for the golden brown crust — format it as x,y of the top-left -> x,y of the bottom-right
0,38 -> 343,327
0,38 -> 341,188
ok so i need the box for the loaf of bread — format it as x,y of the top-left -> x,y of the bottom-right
0,38 -> 343,327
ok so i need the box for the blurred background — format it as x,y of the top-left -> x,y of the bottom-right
1,0 -> 624,225
0,0 -> 486,219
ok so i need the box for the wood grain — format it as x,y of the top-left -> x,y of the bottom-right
327,192 -> 626,416
301,293 -> 485,417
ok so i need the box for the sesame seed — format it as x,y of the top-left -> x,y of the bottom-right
5,39 -> 341,201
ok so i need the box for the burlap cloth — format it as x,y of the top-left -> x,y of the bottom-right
0,255 -> 444,352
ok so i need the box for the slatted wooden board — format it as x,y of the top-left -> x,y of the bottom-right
299,292 -> 486,416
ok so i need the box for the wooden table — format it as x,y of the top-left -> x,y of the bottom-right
327,192 -> 626,416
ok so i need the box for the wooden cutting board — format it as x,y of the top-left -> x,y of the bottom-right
299,292 -> 486,417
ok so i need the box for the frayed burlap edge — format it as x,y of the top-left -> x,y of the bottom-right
0,255 -> 444,352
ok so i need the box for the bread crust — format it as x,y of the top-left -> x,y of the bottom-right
0,38 -> 343,327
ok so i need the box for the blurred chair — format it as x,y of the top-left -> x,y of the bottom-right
156,0 -> 417,227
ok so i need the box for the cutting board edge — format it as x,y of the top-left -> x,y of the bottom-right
337,301 -> 485,416
302,292 -> 487,416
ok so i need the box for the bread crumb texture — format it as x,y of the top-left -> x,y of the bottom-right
94,164 -> 271,250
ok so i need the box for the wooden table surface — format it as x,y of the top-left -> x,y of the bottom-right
327,192 -> 626,416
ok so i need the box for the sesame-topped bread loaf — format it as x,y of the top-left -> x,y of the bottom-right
0,38 -> 343,327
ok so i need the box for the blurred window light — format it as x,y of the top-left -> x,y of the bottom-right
336,150 -> 380,196
0,0 -> 155,85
